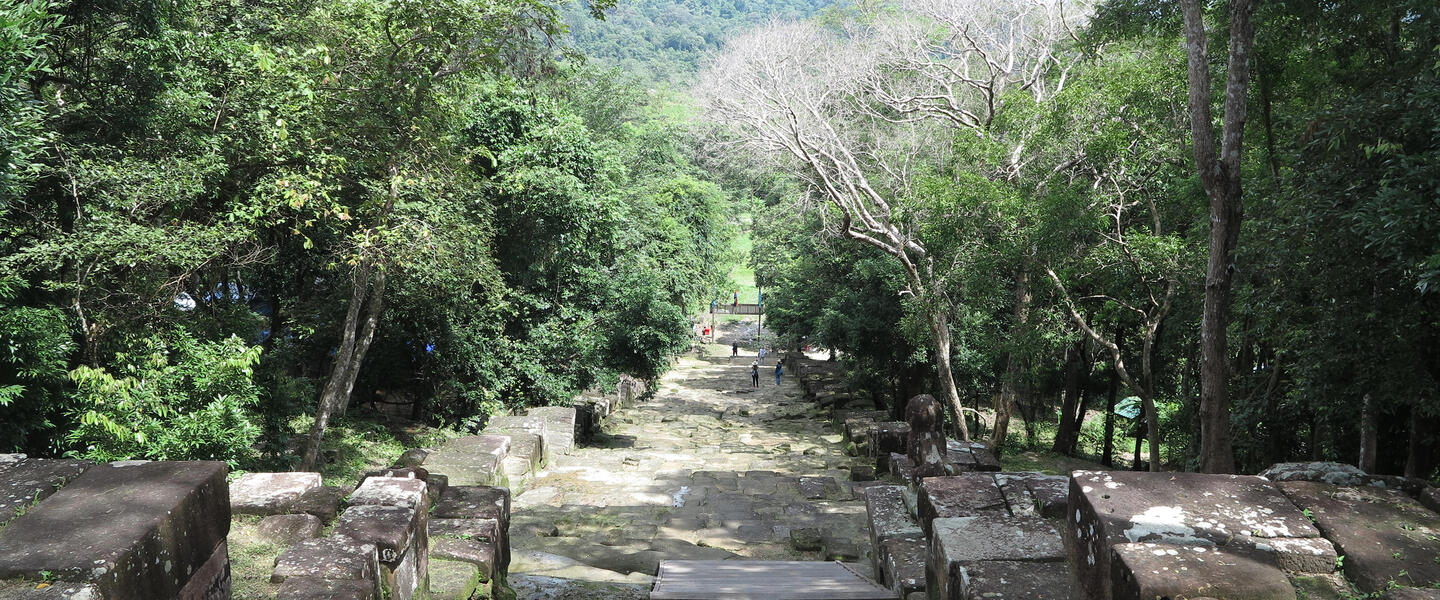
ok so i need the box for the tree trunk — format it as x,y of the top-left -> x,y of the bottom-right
1102,325 -> 1122,467
932,310 -> 971,441
993,268 -> 1031,454
1358,393 -> 1378,473
1133,412 -> 1145,471
1182,0 -> 1255,475
1053,341 -> 1084,455
298,264 -> 388,471
1404,404 -> 1431,479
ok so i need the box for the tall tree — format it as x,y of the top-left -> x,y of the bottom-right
1180,0 -> 1256,474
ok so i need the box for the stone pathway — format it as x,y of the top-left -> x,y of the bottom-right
508,330 -> 871,599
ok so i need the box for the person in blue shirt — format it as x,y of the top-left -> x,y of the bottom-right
774,360 -> 783,385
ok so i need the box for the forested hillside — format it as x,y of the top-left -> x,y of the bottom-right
705,0 -> 1440,478
0,0 -> 739,470
564,0 -> 832,84
1,0 -> 1436,482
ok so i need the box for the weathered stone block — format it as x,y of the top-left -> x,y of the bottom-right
850,464 -> 877,482
501,433 -> 544,473
393,448 -> 429,468
879,536 -> 925,596
433,486 -> 511,575
427,559 -> 482,600
865,485 -> 922,575
931,515 -> 1065,563
276,577 -> 377,600
527,406 -> 577,456
421,451 -> 503,487
291,485 -> 350,523
257,514 -> 324,546
917,473 -> 1007,535
1066,471 -> 1333,600
230,471 -> 322,516
948,560 -> 1072,600
335,505 -> 422,566
349,477 -> 428,513
798,476 -> 843,500
994,472 -> 1069,519
0,461 -> 229,600
177,538 -> 230,600
441,435 -> 511,459
789,528 -> 823,551
431,538 -> 495,582
1421,487 -> 1440,514
868,422 -> 910,459
1110,543 -> 1296,600
1278,481 -> 1440,592
889,453 -> 915,484
1259,462 -> 1368,486
272,535 -> 379,585
0,458 -> 93,527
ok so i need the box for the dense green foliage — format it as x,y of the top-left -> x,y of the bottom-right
564,0 -> 832,84
738,0 -> 1439,476
0,0 -> 739,466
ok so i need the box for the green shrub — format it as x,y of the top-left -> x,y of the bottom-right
65,331 -> 263,467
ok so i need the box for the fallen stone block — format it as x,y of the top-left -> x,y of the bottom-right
1110,543 -> 1296,600
1422,488 -> 1440,514
0,461 -> 229,599
427,558 -> 482,600
335,505 -> 423,566
349,476 -> 428,513
527,406 -> 577,456
865,485 -> 922,543
441,435 -> 511,459
850,464 -> 877,482
994,472 -> 1069,519
789,528 -> 823,552
917,473 -> 1007,535
1278,481 -> 1440,592
501,433 -> 544,473
1259,461 -> 1368,486
949,560 -> 1072,600
889,453 -> 915,484
0,458 -> 93,527
798,476 -> 843,500
931,515 -> 1065,564
271,535 -> 379,586
291,485 -> 350,523
432,538 -> 495,582
1066,470 -> 1334,600
868,422 -> 911,459
393,448 -> 429,468
879,536 -> 925,596
257,514 -> 324,546
230,471 -> 322,516
276,577 -> 377,600
421,450 -> 504,487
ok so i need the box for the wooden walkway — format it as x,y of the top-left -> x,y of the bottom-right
650,560 -> 898,600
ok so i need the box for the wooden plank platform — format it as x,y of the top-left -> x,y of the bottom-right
650,560 -> 899,599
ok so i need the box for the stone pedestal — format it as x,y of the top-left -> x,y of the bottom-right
0,461 -> 230,599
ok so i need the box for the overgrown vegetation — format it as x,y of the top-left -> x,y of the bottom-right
0,0 -> 740,468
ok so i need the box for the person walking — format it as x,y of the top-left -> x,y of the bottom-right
758,347 -> 767,364
774,360 -> 783,386
731,340 -> 739,358
750,361 -> 760,387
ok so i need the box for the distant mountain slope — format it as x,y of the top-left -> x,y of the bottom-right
564,0 -> 833,85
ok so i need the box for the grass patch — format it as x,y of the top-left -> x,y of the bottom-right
279,413 -> 465,486
228,515 -> 284,600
